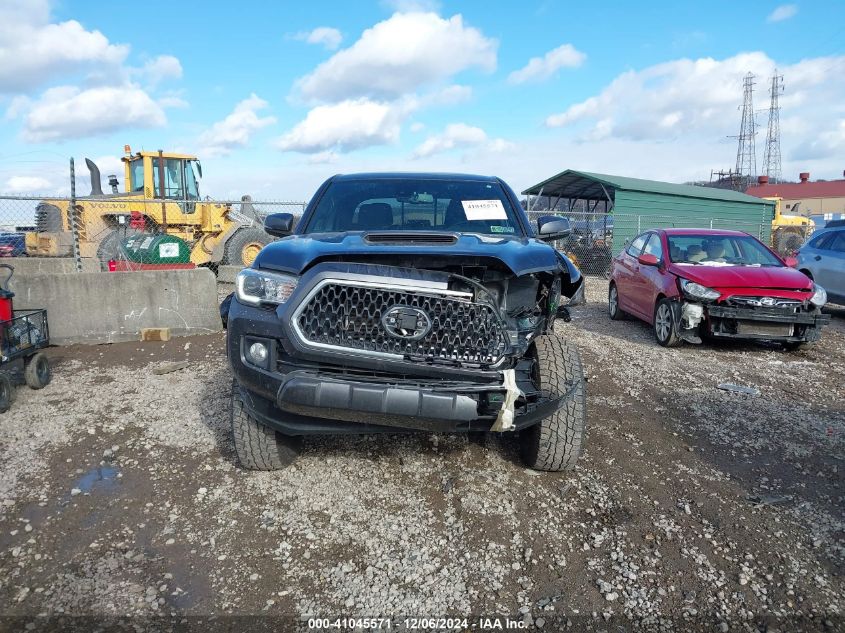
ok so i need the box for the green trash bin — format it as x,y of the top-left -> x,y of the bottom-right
120,234 -> 191,265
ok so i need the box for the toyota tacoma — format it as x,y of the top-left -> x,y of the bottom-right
227,173 -> 586,471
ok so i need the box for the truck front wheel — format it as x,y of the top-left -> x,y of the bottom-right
519,335 -> 587,472
231,387 -> 301,470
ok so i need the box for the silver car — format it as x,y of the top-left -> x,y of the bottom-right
796,226 -> 845,304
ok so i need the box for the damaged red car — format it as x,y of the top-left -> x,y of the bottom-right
608,228 -> 830,350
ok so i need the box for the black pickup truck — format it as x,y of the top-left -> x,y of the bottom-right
227,173 -> 587,471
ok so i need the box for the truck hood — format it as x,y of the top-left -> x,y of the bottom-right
669,263 -> 813,290
253,231 -> 560,276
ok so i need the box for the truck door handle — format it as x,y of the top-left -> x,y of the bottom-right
814,255 -> 822,261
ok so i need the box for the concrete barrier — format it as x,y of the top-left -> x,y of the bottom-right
217,265 -> 244,283
10,269 -> 222,345
2,257 -> 99,275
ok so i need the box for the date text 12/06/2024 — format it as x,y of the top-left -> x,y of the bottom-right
307,617 -> 529,630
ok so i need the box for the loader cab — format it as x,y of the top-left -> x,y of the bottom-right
124,152 -> 201,211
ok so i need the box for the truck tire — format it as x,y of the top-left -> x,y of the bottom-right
24,353 -> 51,389
231,387 -> 301,470
0,373 -> 13,413
520,335 -> 587,472
222,227 -> 272,267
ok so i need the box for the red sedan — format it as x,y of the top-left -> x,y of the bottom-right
608,228 -> 830,350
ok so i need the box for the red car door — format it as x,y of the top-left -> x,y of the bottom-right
633,233 -> 667,322
615,233 -> 648,316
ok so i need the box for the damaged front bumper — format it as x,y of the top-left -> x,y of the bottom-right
670,300 -> 830,343
227,265 -> 574,436
231,357 -> 571,436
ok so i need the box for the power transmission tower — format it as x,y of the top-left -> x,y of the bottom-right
763,71 -> 784,184
734,72 -> 757,189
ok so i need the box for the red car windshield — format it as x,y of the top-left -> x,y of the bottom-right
667,234 -> 783,267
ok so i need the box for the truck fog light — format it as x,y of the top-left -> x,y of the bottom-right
248,342 -> 268,365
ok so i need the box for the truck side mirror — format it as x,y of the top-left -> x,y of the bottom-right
537,215 -> 572,241
264,213 -> 294,237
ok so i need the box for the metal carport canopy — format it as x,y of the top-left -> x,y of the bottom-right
522,169 -> 769,205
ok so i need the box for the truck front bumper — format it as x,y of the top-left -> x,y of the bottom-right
227,298 -> 565,436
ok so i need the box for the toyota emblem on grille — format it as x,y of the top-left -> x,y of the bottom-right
381,305 -> 432,340
760,297 -> 776,307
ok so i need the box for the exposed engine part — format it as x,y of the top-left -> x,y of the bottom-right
681,302 -> 704,329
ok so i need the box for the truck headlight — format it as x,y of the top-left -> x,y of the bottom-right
810,284 -> 827,307
236,269 -> 298,306
679,279 -> 721,301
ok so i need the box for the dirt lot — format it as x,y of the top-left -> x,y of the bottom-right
1,279 -> 842,631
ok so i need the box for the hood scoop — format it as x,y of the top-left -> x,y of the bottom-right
363,232 -> 458,245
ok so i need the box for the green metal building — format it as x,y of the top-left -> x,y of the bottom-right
522,170 -> 776,251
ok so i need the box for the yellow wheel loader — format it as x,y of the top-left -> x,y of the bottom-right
25,146 -> 275,268
766,197 -> 815,256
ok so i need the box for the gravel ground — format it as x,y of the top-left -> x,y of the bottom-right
0,279 -> 842,632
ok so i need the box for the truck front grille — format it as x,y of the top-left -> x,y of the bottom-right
294,281 -> 507,365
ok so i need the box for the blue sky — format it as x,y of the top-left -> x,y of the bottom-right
1,0 -> 843,200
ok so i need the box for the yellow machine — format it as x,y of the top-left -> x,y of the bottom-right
25,146 -> 273,267
766,196 -> 815,255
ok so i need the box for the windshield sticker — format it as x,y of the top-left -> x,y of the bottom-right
462,199 -> 507,220
490,225 -> 515,234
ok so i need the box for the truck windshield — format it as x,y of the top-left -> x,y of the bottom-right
667,234 -> 783,267
305,178 -> 523,236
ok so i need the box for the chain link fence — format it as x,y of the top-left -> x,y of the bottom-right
0,193 -> 305,272
2,196 -> 772,277
0,156 -> 773,279
525,210 -> 769,277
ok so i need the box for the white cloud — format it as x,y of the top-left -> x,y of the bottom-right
135,54 -> 183,86
0,0 -> 129,93
4,95 -> 30,119
275,98 -> 410,153
295,12 -> 497,102
4,175 -> 52,193
22,84 -> 166,142
542,51 -> 845,171
423,84 -> 472,106
158,95 -> 189,109
198,94 -> 276,157
412,123 -> 511,158
508,43 -> 586,84
307,150 -> 339,164
767,4 -> 798,22
294,27 -> 343,50
409,122 -> 425,132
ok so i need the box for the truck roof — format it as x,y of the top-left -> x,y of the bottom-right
331,172 -> 500,183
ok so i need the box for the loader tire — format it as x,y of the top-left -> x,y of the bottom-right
231,386 -> 301,470
222,227 -> 272,267
34,203 -> 63,232
96,228 -> 140,269
775,229 -> 804,256
520,335 -> 587,472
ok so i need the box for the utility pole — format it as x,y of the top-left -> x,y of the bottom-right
734,72 -> 757,190
763,71 -> 784,184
